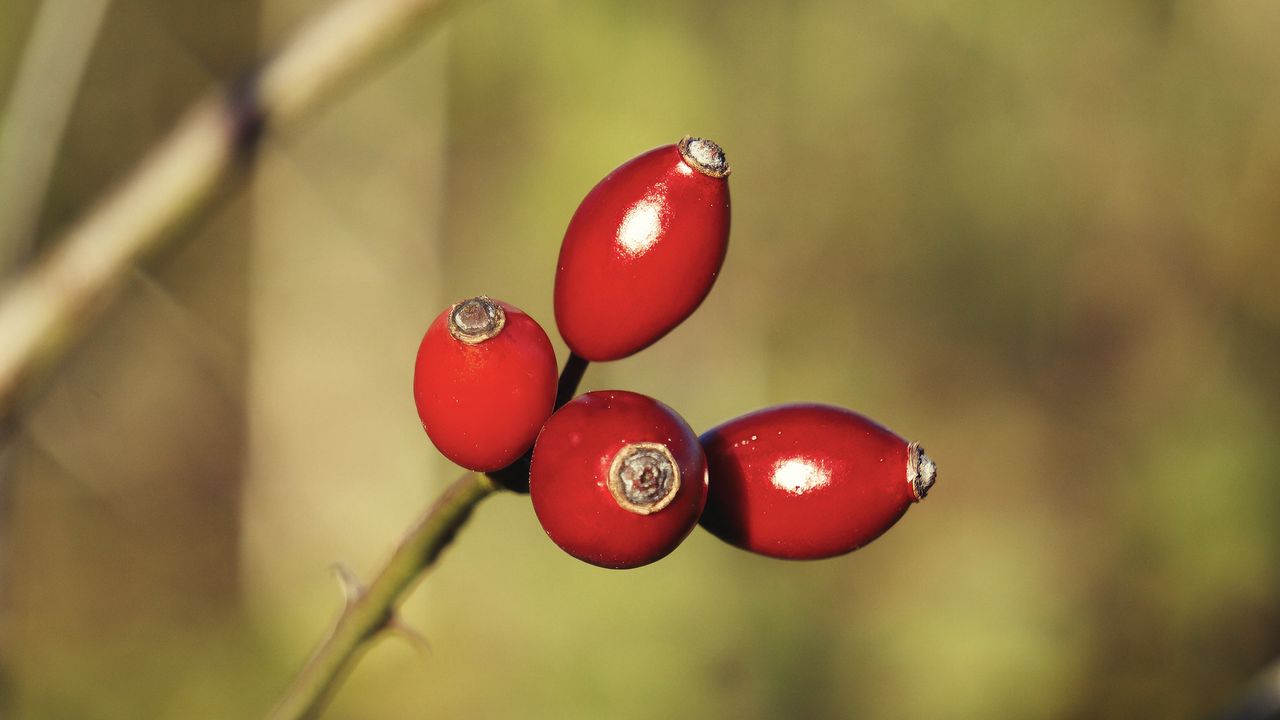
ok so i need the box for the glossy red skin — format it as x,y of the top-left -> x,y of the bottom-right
413,300 -> 557,472
699,404 -> 920,560
554,144 -> 730,361
530,390 -> 708,569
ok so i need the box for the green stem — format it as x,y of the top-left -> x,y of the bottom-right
0,0 -> 112,270
0,0 -> 454,425
266,472 -> 497,720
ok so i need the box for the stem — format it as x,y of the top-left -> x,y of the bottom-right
555,352 -> 590,409
266,472 -> 497,720
0,0 -> 112,271
0,0 -> 454,426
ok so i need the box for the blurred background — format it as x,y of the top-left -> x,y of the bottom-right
1,0 -> 1278,718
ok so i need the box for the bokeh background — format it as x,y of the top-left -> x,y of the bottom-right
2,0 -> 1279,718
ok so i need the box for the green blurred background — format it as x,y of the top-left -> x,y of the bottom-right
2,0 -> 1278,718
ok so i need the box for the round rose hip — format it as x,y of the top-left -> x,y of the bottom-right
699,404 -> 936,560
554,136 -> 731,361
530,390 -> 708,569
413,296 -> 558,472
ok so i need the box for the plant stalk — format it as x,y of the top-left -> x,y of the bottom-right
555,352 -> 589,409
0,0 -> 454,427
266,471 -> 496,720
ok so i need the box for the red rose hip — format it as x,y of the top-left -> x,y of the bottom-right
699,404 -> 936,560
554,136 -> 731,361
413,296 -> 557,472
530,390 -> 709,569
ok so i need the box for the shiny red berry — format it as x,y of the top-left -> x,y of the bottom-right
529,390 -> 709,569
554,136 -> 731,361
699,404 -> 936,560
413,296 -> 558,472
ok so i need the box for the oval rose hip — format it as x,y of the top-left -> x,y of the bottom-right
699,404 -> 936,560
530,390 -> 708,569
413,296 -> 557,472
554,136 -> 731,361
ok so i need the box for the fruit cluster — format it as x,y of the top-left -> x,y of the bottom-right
413,136 -> 936,569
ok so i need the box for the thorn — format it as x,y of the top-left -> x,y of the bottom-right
330,563 -> 364,606
384,613 -> 432,657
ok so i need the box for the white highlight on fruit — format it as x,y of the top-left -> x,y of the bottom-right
770,457 -> 831,495
616,193 -> 665,256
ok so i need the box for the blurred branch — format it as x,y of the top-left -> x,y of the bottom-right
1216,658 -> 1280,720
267,472 -> 497,720
0,0 -> 454,427
0,0 -> 113,271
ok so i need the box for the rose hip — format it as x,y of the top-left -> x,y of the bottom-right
554,136 -> 731,361
699,403 -> 936,559
529,390 -> 708,569
413,296 -> 558,472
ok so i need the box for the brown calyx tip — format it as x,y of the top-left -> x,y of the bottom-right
607,442 -> 681,515
678,136 -> 731,178
448,296 -> 505,344
907,443 -> 937,501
